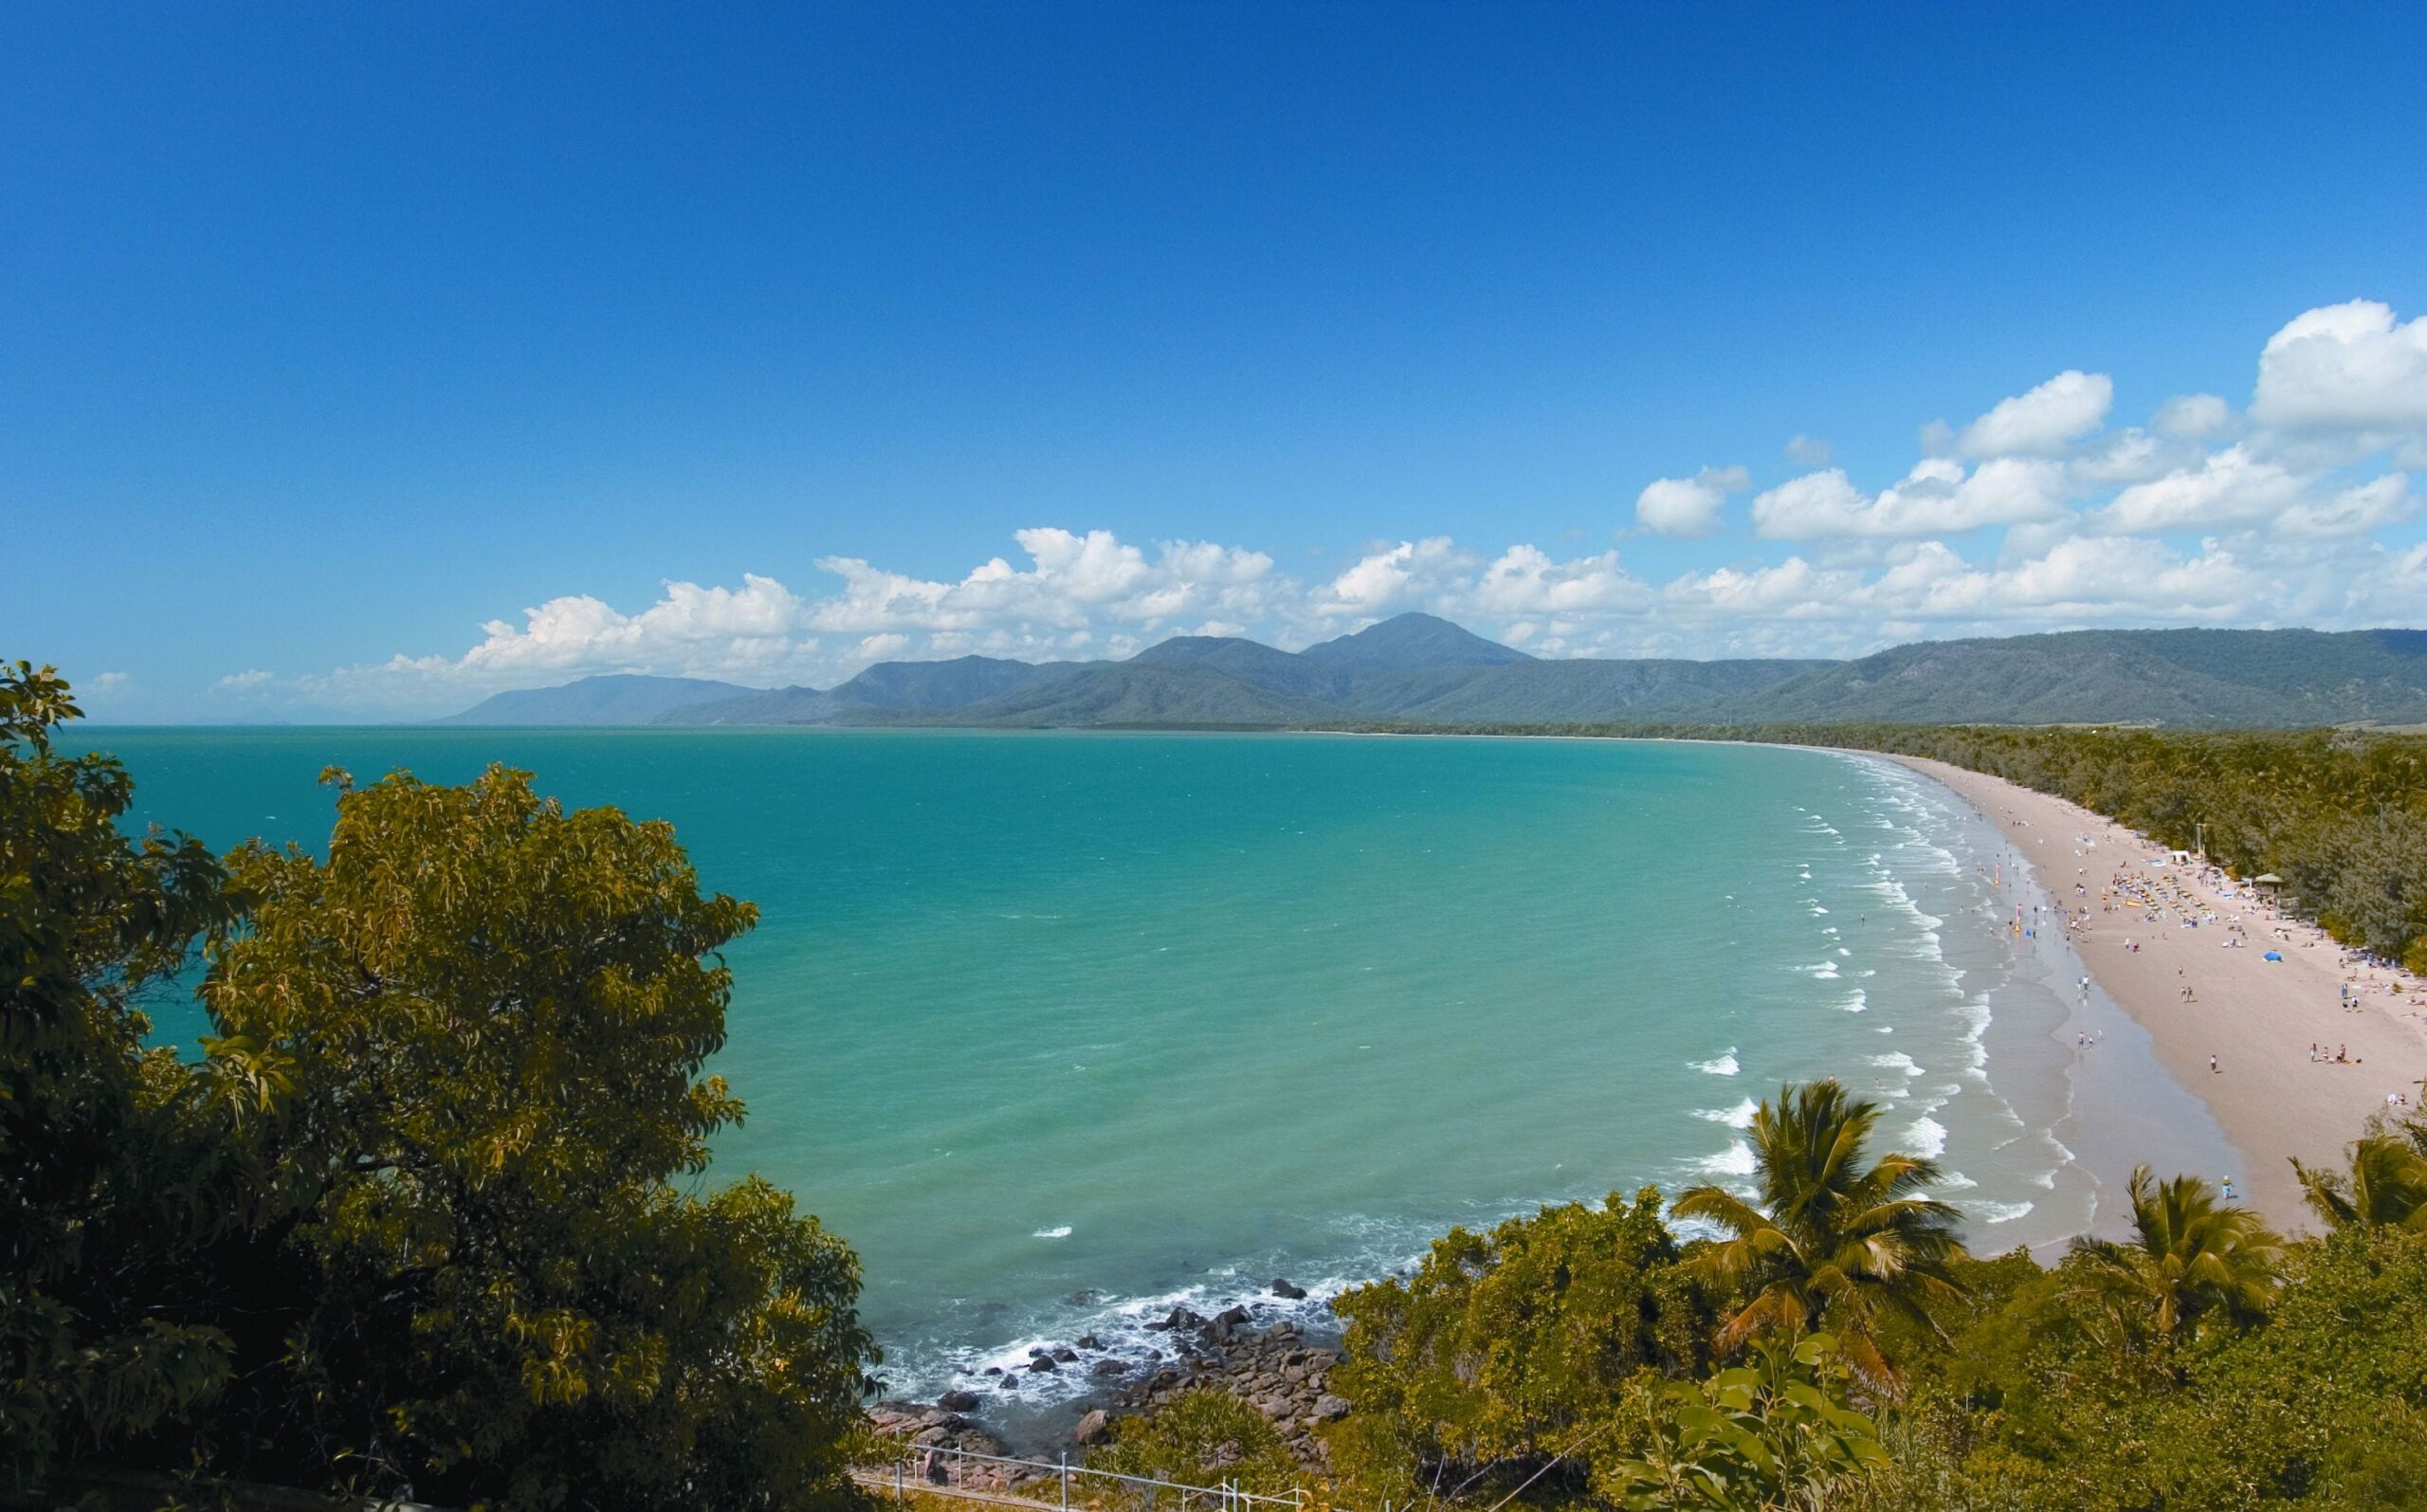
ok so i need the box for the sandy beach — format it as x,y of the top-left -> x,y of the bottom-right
1884,755 -> 2427,1230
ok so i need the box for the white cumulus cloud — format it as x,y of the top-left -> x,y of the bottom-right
1314,537 -> 1473,618
2252,300 -> 2427,433
2154,392 -> 2235,439
1634,465 -> 1750,537
2276,474 -> 2417,538
1955,371 -> 2113,458
1751,458 -> 2067,538
2090,446 -> 2305,534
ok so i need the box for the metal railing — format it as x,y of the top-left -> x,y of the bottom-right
867,1439 -> 1306,1512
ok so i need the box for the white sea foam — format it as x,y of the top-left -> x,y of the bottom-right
1033,1226 -> 1073,1239
1693,1097 -> 1760,1128
1904,1116 -> 1947,1157
1838,990 -> 1868,1012
1691,1049 -> 1741,1076
1973,1200 -> 2035,1225
1870,1051 -> 1925,1076
1940,1171 -> 1979,1192
1696,1139 -> 1757,1176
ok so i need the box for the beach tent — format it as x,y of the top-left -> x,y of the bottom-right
2264,951 -> 2283,961
2254,873 -> 2283,885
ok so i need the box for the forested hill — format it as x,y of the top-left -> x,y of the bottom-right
436,616 -> 2427,730
435,673 -> 756,725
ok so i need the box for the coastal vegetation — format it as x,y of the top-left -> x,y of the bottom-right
2,664 -> 872,1508
1297,1091 -> 2427,1511
1670,1081 -> 1966,1392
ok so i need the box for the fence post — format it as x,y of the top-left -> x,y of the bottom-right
1060,1450 -> 1069,1512
895,1458 -> 903,1503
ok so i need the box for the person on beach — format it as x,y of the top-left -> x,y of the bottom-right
2209,1054 -> 2218,1074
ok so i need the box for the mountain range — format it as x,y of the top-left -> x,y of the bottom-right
434,614 -> 2427,730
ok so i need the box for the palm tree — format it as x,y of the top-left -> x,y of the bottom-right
1671,1080 -> 1969,1393
2290,1119 -> 2427,1230
2075,1165 -> 2284,1339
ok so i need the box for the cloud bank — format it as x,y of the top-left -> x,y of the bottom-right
225,301 -> 2427,717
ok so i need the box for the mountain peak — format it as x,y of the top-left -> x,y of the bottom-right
1300,612 -> 1535,670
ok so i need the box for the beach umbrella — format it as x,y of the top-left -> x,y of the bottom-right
2254,873 -> 2282,884
2263,951 -> 2283,961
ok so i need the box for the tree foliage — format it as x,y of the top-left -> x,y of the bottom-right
1600,1333 -> 1888,1512
2,662 -> 244,1486
1323,1188 -> 1714,1504
2291,1114 -> 2427,1231
1086,1389 -> 1302,1498
2071,1165 -> 2284,1343
1877,1225 -> 2427,1510
1671,1082 -> 1968,1393
2,665 -> 873,1509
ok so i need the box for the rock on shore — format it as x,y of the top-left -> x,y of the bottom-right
872,1305 -> 1349,1474
1114,1318 -> 1344,1466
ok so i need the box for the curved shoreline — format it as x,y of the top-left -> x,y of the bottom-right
1872,753 -> 2427,1232
1846,752 -> 2243,1246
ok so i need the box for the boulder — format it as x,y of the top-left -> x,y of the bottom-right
1270,1278 -> 1307,1300
1313,1394 -> 1350,1420
1091,1357 -> 1128,1376
938,1389 -> 983,1412
1027,1356 -> 1058,1373
1074,1409 -> 1111,1446
1052,1346 -> 1079,1362
1076,1333 -> 1103,1350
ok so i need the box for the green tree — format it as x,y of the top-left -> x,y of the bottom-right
1670,1082 -> 1968,1392
2073,1166 -> 2284,1342
1599,1333 -> 1889,1511
195,762 -> 875,1508
1,662 -> 245,1488
1884,1227 -> 2427,1509
1086,1389 -> 1301,1500
1323,1188 -> 1713,1503
2290,1119 -> 2427,1231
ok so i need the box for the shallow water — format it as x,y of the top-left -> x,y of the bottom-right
91,726 -> 2189,1422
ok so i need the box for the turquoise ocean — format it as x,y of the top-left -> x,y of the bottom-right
91,728 -> 2233,1430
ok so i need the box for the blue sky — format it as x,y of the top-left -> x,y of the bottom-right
7,2 -> 2426,720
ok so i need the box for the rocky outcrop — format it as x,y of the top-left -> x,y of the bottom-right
867,1402 -> 1032,1492
1116,1319 -> 1344,1466
872,1305 -> 1350,1476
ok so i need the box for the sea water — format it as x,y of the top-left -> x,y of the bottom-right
90,727 -> 2179,1425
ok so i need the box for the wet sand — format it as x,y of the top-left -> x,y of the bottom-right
1884,755 -> 2427,1231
